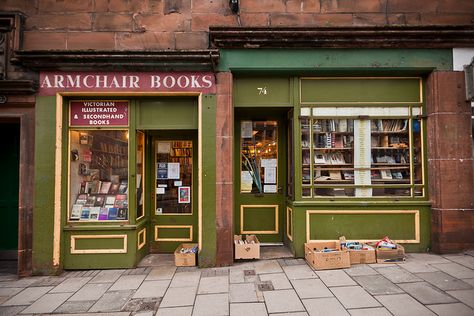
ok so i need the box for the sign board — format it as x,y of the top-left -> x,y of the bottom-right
70,100 -> 129,127
39,71 -> 216,95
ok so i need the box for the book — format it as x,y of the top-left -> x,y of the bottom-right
105,195 -> 116,206
329,170 -> 342,180
94,195 -> 105,207
85,195 -> 96,207
338,119 -> 347,132
98,208 -> 109,220
117,208 -> 128,220
109,183 -> 119,194
118,182 -> 128,194
114,194 -> 127,208
89,180 -> 101,194
75,194 -> 88,205
70,204 -> 82,220
99,182 -> 112,194
80,208 -> 91,220
89,207 -> 100,220
107,207 -> 118,220
381,170 -> 393,180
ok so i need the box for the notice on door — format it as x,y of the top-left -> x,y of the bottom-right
70,100 -> 129,127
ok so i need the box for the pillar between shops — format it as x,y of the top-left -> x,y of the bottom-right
215,72 -> 234,265
426,71 -> 474,253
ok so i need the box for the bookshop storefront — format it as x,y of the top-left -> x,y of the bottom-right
34,71 -> 217,270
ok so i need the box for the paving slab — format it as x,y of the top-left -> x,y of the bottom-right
229,269 -> 245,283
463,278 -> 474,287
160,286 -> 197,308
68,282 -> 111,301
406,253 -> 451,264
156,306 -> 193,316
353,275 -> 403,295
198,275 -> 229,294
54,300 -> 95,313
431,262 -> 474,279
50,277 -> 92,293
344,265 -> 379,277
283,264 -> 317,280
254,260 -> 283,274
0,306 -> 27,316
230,283 -> 258,303
416,271 -> 472,291
263,289 -> 305,313
316,270 -> 356,287
291,278 -> 333,299
230,302 -> 267,316
302,297 -> 350,316
375,293 -> 436,316
398,261 -> 439,274
0,287 -> 23,297
0,278 -> 43,288
443,254 -> 474,269
20,292 -> 72,314
133,280 -> 170,298
375,266 -> 423,283
348,307 -> 392,316
398,282 -> 458,304
1,286 -> 53,306
446,289 -> 474,308
268,313 -> 308,316
427,303 -> 474,316
259,273 -> 292,289
146,266 -> 176,281
89,290 -> 134,312
53,312 -> 130,316
331,286 -> 381,309
169,271 -> 201,288
90,269 -> 125,283
109,274 -> 146,291
193,293 -> 229,316
29,276 -> 67,287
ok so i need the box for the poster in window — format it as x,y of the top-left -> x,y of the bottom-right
157,163 -> 168,179
178,186 -> 190,204
241,121 -> 253,138
168,162 -> 180,179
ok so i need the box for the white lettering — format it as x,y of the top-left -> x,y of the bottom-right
83,75 -> 94,88
129,76 -> 139,88
202,75 -> 213,88
177,75 -> 190,88
150,75 -> 161,88
66,75 -> 80,88
54,75 -> 64,88
109,76 -> 120,88
163,76 -> 175,88
190,75 -> 201,88
41,75 -> 52,88
96,75 -> 108,88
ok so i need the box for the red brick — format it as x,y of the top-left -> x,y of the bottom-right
428,114 -> 473,160
215,182 -> 233,266
175,32 -> 208,49
94,13 -> 133,31
239,13 -> 270,26
387,0 -> 437,13
426,72 -> 470,114
387,13 -> 407,25
271,13 -> 353,26
107,0 -> 148,12
420,13 -> 474,25
148,0 -> 164,12
38,0 -> 93,12
23,31 -> 67,50
431,209 -> 474,253
164,0 -> 191,14
94,0 -> 109,12
25,14 -> 92,31
240,0 -> 287,13
191,13 -> 237,31
286,0 -> 320,13
353,13 -> 388,26
404,13 -> 422,25
216,94 -> 233,137
136,13 -> 190,32
216,135 -> 233,182
192,0 -> 230,14
355,0 -> 387,12
116,32 -> 175,50
0,0 -> 28,11
320,0 -> 356,13
216,72 -> 232,96
437,0 -> 474,14
67,32 -> 115,50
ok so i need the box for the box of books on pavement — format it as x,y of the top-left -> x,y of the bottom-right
370,236 -> 405,263
174,243 -> 198,267
304,240 -> 350,270
339,236 -> 376,264
234,235 -> 260,260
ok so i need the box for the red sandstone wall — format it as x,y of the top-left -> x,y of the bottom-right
1,0 -> 473,50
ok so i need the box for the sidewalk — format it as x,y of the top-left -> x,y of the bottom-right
0,252 -> 473,316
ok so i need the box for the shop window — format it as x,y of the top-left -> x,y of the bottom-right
240,121 -> 278,194
300,115 -> 424,198
69,130 -> 129,221
136,131 -> 145,220
155,140 -> 193,214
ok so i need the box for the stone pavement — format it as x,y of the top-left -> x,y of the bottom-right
0,251 -> 473,316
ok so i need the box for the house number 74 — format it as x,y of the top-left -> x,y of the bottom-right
257,87 -> 267,95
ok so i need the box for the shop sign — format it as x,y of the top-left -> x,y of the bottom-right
70,100 -> 129,127
39,71 -> 216,95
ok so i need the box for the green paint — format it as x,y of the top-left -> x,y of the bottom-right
234,77 -> 292,107
157,227 -> 192,239
137,98 -> 197,130
0,123 -> 20,251
242,207 -> 278,231
75,237 -> 125,250
301,78 -> 421,103
218,49 -> 452,72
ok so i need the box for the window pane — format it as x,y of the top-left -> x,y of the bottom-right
241,121 -> 278,194
136,131 -> 145,219
69,130 -> 129,221
156,141 -> 193,214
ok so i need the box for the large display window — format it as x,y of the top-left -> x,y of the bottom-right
69,130 -> 129,221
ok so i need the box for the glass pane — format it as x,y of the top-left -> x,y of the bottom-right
69,130 -> 129,221
136,131 -> 145,219
240,121 -> 278,194
155,140 -> 193,214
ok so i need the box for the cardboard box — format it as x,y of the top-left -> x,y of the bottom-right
234,235 -> 260,259
304,241 -> 350,270
174,243 -> 198,267
374,243 -> 405,263
349,248 -> 376,264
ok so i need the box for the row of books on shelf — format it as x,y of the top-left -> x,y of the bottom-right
371,119 -> 407,132
372,154 -> 408,164
372,170 -> 406,180
80,180 -> 128,195
98,142 -> 127,155
172,148 -> 192,157
371,135 -> 409,148
75,193 -> 128,208
70,205 -> 128,221
173,141 -> 192,148
312,119 -> 354,133
313,169 -> 408,181
314,152 -> 351,164
314,134 -> 354,149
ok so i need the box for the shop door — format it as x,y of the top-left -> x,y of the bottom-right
150,131 -> 198,253
235,112 -> 287,243
0,123 -> 19,260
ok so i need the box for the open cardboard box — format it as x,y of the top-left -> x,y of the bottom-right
234,235 -> 260,260
304,241 -> 350,270
174,243 -> 198,267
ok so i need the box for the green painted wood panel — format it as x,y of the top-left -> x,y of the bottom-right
75,237 -> 125,250
234,77 -> 291,107
156,226 -> 192,239
300,78 -> 421,103
242,207 -> 278,232
137,98 -> 197,129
